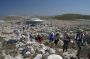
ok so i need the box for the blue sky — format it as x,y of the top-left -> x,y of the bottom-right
0,0 -> 90,16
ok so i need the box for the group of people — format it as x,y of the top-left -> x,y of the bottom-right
34,29 -> 88,53
75,30 -> 88,59
75,30 -> 87,49
48,31 -> 70,52
14,26 -> 89,59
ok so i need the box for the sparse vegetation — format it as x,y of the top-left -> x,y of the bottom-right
54,14 -> 90,20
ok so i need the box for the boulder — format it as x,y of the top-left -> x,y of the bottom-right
49,48 -> 55,54
33,54 -> 42,59
47,54 -> 63,59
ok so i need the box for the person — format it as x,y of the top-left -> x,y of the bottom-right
75,29 -> 86,49
54,32 -> 60,45
23,27 -> 25,32
35,34 -> 43,44
63,31 -> 70,52
75,29 -> 87,59
48,32 -> 55,42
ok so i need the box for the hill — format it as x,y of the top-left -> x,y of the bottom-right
54,14 -> 90,20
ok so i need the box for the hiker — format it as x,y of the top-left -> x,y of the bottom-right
35,34 -> 43,43
63,31 -> 70,52
48,32 -> 55,42
23,27 -> 25,32
54,32 -> 60,45
75,29 -> 86,49
75,30 -> 87,59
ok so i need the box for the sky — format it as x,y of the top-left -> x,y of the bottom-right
0,0 -> 90,16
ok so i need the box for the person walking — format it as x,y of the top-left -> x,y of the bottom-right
75,29 -> 86,49
75,29 -> 87,59
48,32 -> 55,42
35,34 -> 43,44
63,31 -> 70,52
54,32 -> 60,45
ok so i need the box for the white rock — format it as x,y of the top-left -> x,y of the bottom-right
58,40 -> 63,46
25,51 -> 31,55
30,46 -> 35,54
63,49 -> 77,59
15,54 -> 23,59
49,48 -> 55,54
60,34 -> 63,38
26,41 -> 32,44
39,49 -> 45,54
5,55 -> 14,59
18,48 -> 24,51
70,40 -> 74,43
34,54 -> 42,59
38,44 -> 49,54
16,42 -> 25,47
47,54 -> 63,59
43,52 -> 50,58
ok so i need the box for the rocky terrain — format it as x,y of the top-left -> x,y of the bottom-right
0,16 -> 90,59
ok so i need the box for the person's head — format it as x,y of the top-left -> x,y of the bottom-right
51,32 -> 54,34
50,32 -> 54,36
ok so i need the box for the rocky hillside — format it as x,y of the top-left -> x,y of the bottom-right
54,14 -> 90,20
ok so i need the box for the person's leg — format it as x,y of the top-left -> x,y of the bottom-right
66,44 -> 68,51
63,44 -> 65,52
